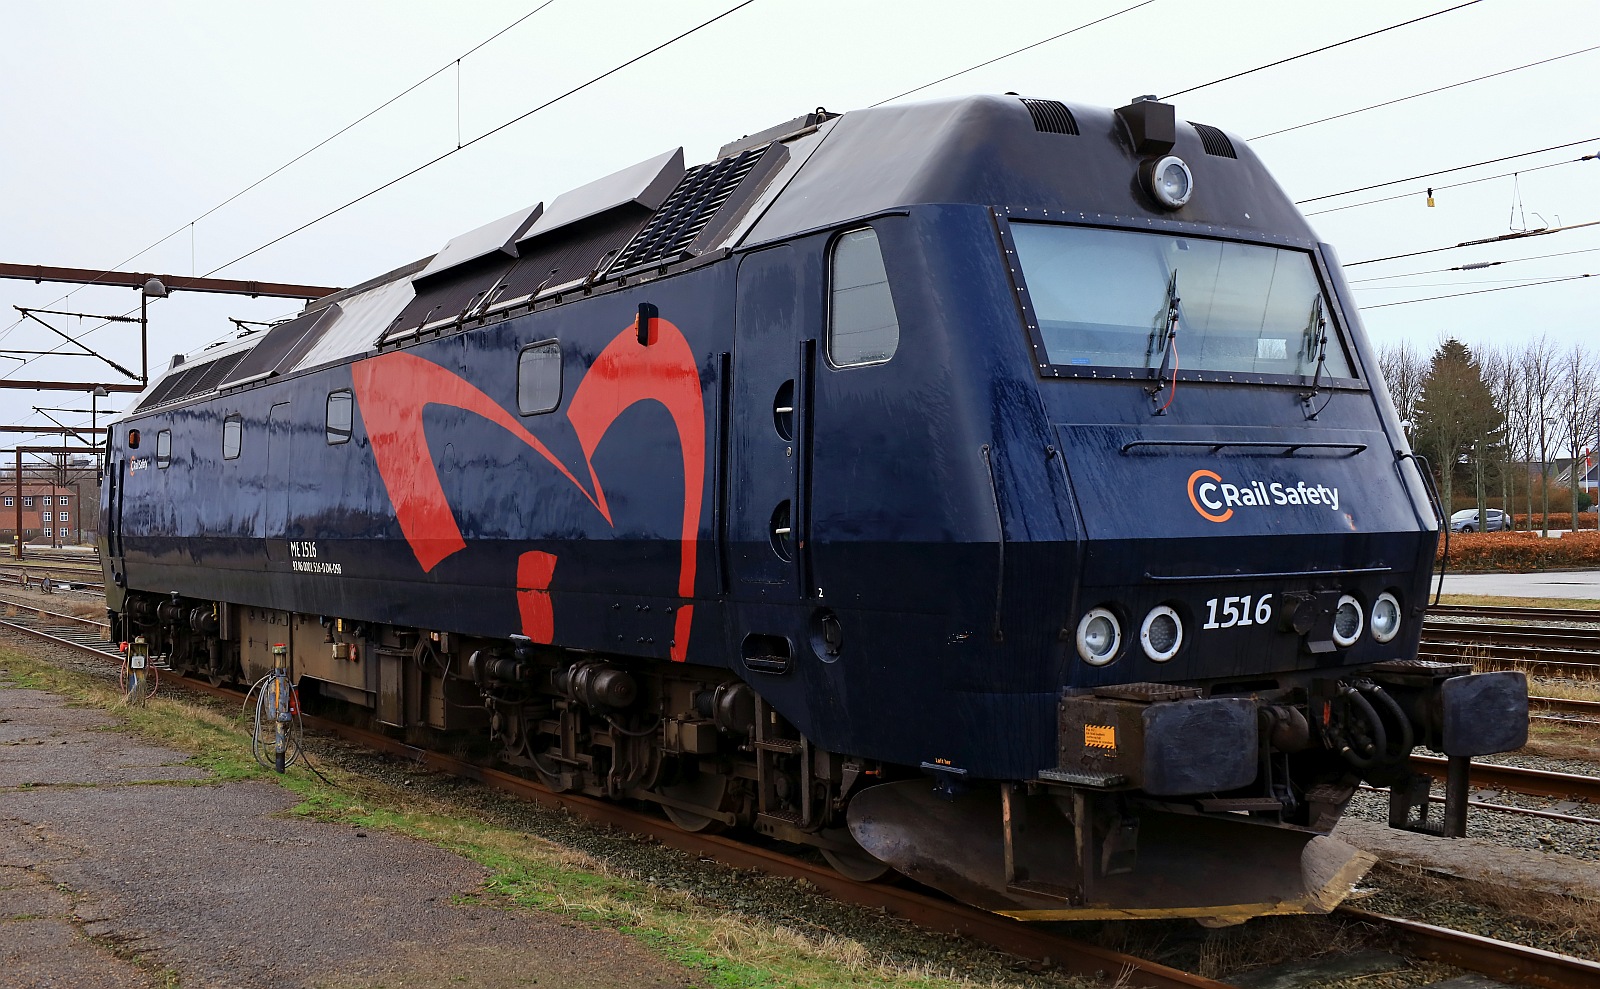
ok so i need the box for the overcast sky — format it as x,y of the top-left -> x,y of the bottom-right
2,0 -> 1596,439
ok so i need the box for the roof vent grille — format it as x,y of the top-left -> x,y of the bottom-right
608,146 -> 769,273
136,349 -> 251,411
1022,99 -> 1079,136
1190,122 -> 1237,159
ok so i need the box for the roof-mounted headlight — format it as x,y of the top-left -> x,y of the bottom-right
1144,155 -> 1194,209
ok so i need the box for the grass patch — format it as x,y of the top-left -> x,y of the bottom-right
0,646 -> 1074,989
1434,594 -> 1600,610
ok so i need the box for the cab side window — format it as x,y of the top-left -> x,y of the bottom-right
828,227 -> 900,367
223,415 -> 242,460
517,341 -> 562,415
326,390 -> 353,445
156,430 -> 172,469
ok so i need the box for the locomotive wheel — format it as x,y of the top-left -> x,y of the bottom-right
657,770 -> 731,834
820,835 -> 892,883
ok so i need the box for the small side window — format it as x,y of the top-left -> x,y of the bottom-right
326,391 -> 353,445
517,341 -> 562,415
156,430 -> 172,469
223,415 -> 242,460
828,227 -> 900,367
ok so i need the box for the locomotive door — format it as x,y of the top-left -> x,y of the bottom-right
729,245 -> 811,600
264,402 -> 292,563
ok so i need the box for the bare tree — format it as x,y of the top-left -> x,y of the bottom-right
1522,338 -> 1558,535
1559,343 -> 1598,530
1377,340 -> 1426,442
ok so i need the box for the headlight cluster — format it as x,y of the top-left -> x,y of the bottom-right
1076,604 -> 1184,666
1074,590 -> 1406,666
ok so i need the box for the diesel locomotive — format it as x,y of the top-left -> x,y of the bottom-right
100,93 -> 1528,922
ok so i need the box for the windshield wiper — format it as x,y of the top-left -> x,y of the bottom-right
1148,268 -> 1180,415
1300,294 -> 1330,419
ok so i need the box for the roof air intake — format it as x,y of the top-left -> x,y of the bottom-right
607,145 -> 773,274
1022,99 -> 1079,136
1190,122 -> 1237,159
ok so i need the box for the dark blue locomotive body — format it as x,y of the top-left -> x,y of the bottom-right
102,95 -> 1527,921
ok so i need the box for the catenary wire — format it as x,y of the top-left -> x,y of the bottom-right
1161,1 -> 1484,99
1346,246 -> 1600,282
1302,153 -> 1596,216
868,1 -> 1155,107
0,1 -> 562,368
1361,272 -> 1594,308
0,1 -> 561,351
1345,219 -> 1600,266
203,0 -> 760,278
0,1 -> 753,385
1295,136 -> 1600,205
1249,43 -> 1600,140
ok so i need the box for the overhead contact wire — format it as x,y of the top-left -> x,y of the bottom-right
1249,43 -> 1600,140
205,0 -> 761,278
869,0 -> 1155,107
1302,154 -> 1596,216
1295,136 -> 1600,205
0,1 -> 560,330
1345,219 -> 1600,266
1361,272 -> 1595,308
1161,0 -> 1484,99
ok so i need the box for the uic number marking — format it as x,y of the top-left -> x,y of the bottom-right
1203,594 -> 1272,630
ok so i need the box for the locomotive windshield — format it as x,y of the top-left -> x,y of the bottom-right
1010,223 -> 1354,379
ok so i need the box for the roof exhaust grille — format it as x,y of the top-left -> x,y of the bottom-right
1022,99 -> 1079,136
608,145 -> 770,273
137,349 -> 251,410
1190,122 -> 1237,159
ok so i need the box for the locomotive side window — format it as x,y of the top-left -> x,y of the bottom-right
517,341 -> 562,415
1009,224 -> 1355,379
156,430 -> 172,469
828,227 -> 900,367
326,390 -> 353,445
222,415 -> 242,460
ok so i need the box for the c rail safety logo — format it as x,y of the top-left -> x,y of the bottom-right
1187,469 -> 1342,523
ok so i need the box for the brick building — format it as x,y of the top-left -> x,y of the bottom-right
0,470 -> 96,546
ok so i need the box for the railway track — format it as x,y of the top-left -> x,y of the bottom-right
4,597 -> 1600,987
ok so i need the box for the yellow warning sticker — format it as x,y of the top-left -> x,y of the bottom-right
1084,724 -> 1116,750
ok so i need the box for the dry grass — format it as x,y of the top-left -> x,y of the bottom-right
1362,863 -> 1600,960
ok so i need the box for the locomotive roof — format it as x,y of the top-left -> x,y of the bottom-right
127,94 -> 1312,419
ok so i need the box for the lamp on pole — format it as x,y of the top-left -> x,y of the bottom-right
139,277 -> 167,385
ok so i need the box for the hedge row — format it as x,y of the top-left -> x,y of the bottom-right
1438,530 -> 1600,571
1508,513 -> 1596,530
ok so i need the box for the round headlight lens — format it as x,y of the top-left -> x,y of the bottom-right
1332,594 -> 1364,648
1140,605 -> 1183,662
1371,592 -> 1402,643
1147,155 -> 1194,209
1077,607 -> 1122,666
